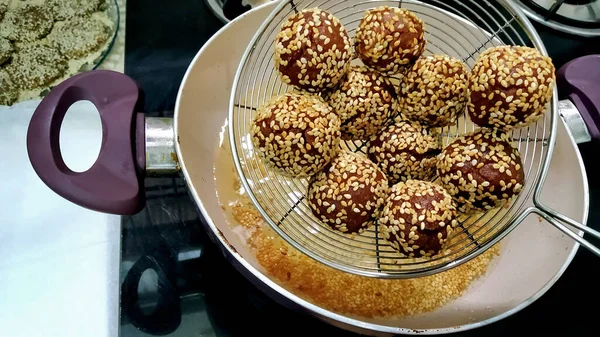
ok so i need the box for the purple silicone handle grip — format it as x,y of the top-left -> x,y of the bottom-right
27,70 -> 146,215
557,54 -> 600,142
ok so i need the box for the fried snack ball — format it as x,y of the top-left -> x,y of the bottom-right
399,54 -> 468,127
379,179 -> 458,257
437,128 -> 525,213
250,92 -> 341,178
274,8 -> 352,92
354,6 -> 426,75
368,120 -> 440,184
325,66 -> 397,141
468,45 -> 556,130
308,151 -> 388,234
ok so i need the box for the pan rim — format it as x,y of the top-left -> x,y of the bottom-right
173,2 -> 589,334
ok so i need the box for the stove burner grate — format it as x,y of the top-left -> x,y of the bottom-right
516,0 -> 600,36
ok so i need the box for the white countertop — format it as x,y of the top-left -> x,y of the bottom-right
0,100 -> 121,337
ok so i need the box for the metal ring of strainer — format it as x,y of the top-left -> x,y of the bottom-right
228,0 -> 565,278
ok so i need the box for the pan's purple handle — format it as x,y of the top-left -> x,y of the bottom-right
557,54 -> 600,142
27,70 -> 146,215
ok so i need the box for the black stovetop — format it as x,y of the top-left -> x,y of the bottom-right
120,1 -> 600,336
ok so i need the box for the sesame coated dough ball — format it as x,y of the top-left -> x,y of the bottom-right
354,6 -> 426,75
468,45 -> 556,130
368,120 -> 440,184
437,128 -> 525,213
250,92 -> 341,178
400,54 -> 469,127
325,66 -> 397,141
308,151 -> 389,234
274,8 -> 352,93
379,180 -> 458,257
0,4 -> 54,42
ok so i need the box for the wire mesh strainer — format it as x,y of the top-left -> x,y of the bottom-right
229,0 -> 600,278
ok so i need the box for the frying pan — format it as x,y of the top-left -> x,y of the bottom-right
25,2 -> 593,335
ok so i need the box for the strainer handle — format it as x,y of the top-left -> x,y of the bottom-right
538,55 -> 600,256
531,205 -> 600,257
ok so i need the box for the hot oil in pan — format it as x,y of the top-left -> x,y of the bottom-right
213,124 -> 500,319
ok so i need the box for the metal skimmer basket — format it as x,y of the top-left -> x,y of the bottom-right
229,0 -> 599,278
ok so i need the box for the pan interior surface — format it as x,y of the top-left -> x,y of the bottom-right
174,2 -> 588,334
